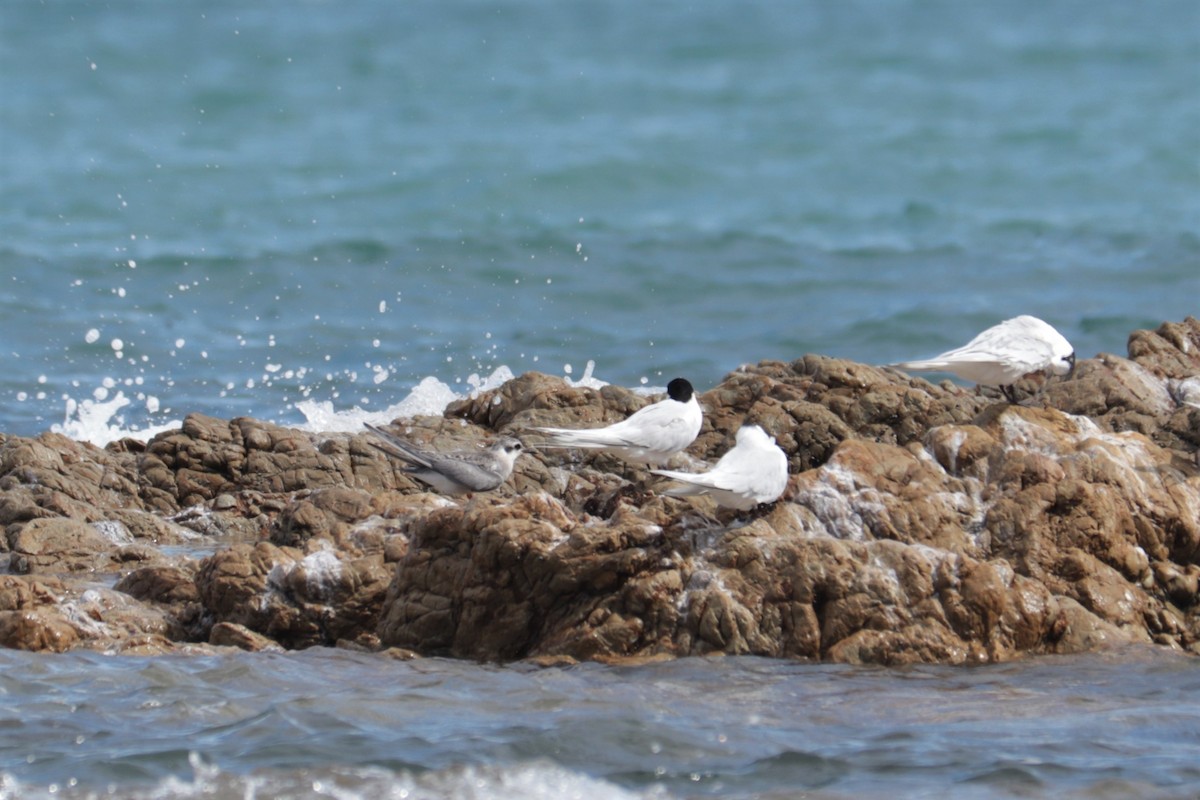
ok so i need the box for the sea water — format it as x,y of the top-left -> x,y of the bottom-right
2,2 -> 1199,797
2,0 -> 1197,441
1,647 -> 1199,799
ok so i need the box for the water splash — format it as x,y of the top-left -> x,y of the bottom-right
51,392 -> 182,447
48,363 -> 650,447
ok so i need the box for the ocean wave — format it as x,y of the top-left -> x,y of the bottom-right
0,756 -> 671,800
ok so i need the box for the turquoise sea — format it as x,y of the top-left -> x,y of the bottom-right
3,0 -> 1197,439
2,1 -> 1199,797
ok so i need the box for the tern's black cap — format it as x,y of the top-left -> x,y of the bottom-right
666,378 -> 694,403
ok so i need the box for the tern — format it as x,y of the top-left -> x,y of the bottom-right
533,377 -> 702,466
651,424 -> 788,511
891,315 -> 1075,402
365,423 -> 524,495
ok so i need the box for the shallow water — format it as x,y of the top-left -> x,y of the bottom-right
1,647 -> 1198,799
2,0 -> 1197,439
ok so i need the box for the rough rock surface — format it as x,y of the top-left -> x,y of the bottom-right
1,318 -> 1197,664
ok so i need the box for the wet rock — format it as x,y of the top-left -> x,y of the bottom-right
6,518 -> 116,574
168,501 -> 268,540
0,607 -> 82,652
0,576 -> 80,652
380,508 -> 619,658
0,575 -> 178,652
0,317 -> 1197,664
1045,317 -> 1200,453
143,414 -> 360,505
271,487 -> 376,547
114,565 -> 201,606
0,433 -> 142,512
1050,596 -> 1148,653
99,509 -> 200,545
209,621 -> 285,652
194,541 -> 391,649
368,320 -> 1199,663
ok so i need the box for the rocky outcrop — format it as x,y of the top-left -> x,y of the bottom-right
1,318 -> 1197,664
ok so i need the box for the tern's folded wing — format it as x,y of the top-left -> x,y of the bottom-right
602,402 -> 700,450
426,457 -> 505,492
364,423 -> 435,469
534,424 -> 637,449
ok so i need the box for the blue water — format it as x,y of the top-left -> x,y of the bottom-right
3,4 -> 1200,797
2,0 -> 1197,437
1,647 -> 1199,799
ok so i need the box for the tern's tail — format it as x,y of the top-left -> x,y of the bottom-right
532,426 -> 633,450
890,359 -> 953,373
363,423 -> 431,468
649,468 -> 715,494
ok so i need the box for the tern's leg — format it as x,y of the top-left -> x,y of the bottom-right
1001,384 -> 1020,404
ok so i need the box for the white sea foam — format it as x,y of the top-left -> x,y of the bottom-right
51,391 -> 182,448
9,755 -> 662,800
561,359 -> 606,390
294,372 -> 487,434
50,362 -> 654,447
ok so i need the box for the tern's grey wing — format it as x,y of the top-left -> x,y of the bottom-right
364,423 -> 435,469
451,448 -> 510,470
425,455 -> 506,492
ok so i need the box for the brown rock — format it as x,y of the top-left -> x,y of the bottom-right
450,371 -> 645,434
366,323 -> 1199,664
209,621 -> 284,652
6,518 -> 115,574
1,317 -> 1197,664
114,565 -> 200,606
1050,596 -> 1148,653
0,608 -> 81,652
270,486 -> 376,547
1127,317 -> 1200,380
194,541 -> 391,649
0,575 -> 177,652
